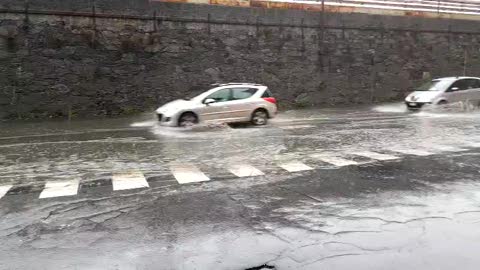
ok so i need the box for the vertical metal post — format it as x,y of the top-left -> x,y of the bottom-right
91,0 -> 97,48
301,18 -> 305,52
24,0 -> 30,24
153,10 -> 157,32
207,13 -> 211,34
321,0 -> 325,40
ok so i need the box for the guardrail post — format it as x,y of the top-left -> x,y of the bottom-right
23,0 -> 29,25
207,13 -> 211,34
153,10 -> 157,31
91,0 -> 97,48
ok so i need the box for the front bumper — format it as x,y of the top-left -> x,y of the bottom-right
405,101 -> 430,109
156,113 -> 176,126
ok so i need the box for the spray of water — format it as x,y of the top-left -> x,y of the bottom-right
372,103 -> 409,113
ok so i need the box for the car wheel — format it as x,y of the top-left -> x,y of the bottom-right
251,109 -> 268,126
178,112 -> 198,127
437,100 -> 448,105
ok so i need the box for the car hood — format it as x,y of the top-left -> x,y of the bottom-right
156,99 -> 194,114
405,91 -> 441,103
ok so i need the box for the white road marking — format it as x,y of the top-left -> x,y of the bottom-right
279,125 -> 315,130
0,185 -> 12,199
278,161 -> 313,172
311,154 -> 358,167
39,179 -> 80,199
353,151 -> 400,161
170,164 -> 210,184
229,164 -> 264,177
463,142 -> 480,148
390,148 -> 434,156
428,145 -> 468,152
112,171 -> 149,191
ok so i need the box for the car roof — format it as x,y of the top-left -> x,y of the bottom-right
211,82 -> 266,87
435,76 -> 480,81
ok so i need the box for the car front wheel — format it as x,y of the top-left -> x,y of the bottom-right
178,112 -> 198,127
437,100 -> 448,105
251,109 -> 268,126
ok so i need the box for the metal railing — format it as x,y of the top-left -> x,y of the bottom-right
268,0 -> 480,15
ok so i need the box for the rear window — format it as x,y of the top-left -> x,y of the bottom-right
232,88 -> 257,100
261,89 -> 273,98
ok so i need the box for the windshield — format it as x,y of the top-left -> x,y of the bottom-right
187,89 -> 209,101
415,80 -> 452,91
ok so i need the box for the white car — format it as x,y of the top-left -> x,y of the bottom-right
405,76 -> 480,110
155,83 -> 278,127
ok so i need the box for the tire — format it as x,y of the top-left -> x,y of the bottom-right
178,112 -> 198,127
437,100 -> 447,105
251,109 -> 268,126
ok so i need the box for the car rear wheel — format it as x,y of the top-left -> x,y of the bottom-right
251,109 -> 268,126
178,112 -> 198,127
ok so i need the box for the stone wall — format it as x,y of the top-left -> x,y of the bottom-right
1,0 -> 480,119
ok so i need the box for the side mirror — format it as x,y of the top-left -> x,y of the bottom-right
449,87 -> 459,92
204,98 -> 216,105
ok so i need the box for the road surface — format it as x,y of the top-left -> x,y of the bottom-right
1,103 -> 480,269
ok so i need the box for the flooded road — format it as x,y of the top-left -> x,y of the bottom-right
1,103 -> 480,269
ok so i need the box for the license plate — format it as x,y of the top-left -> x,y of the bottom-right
408,102 -> 417,106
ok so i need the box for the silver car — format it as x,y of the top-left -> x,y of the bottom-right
155,83 -> 278,127
405,76 -> 480,110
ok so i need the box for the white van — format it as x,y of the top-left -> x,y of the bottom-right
405,77 -> 480,110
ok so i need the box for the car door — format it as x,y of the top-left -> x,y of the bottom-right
465,78 -> 480,102
445,79 -> 469,103
226,88 -> 259,121
196,88 -> 232,121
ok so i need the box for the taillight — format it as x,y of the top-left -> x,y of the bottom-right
263,97 -> 276,104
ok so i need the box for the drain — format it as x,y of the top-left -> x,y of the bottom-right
245,264 -> 276,270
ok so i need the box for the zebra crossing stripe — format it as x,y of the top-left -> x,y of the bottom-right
229,164 -> 264,177
428,145 -> 468,152
390,148 -> 433,156
0,185 -> 12,199
39,179 -> 80,199
112,171 -> 149,191
311,154 -> 358,167
279,125 -> 315,130
170,164 -> 210,184
278,161 -> 313,172
464,142 -> 480,148
353,151 -> 399,161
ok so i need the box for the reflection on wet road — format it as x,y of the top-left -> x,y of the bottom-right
2,103 -> 480,269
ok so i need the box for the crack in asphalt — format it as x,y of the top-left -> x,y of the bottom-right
301,252 -> 364,267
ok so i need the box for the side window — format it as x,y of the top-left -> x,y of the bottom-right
261,89 -> 273,98
205,88 -> 231,102
231,88 -> 257,100
449,79 -> 469,91
465,79 -> 478,89
470,79 -> 480,89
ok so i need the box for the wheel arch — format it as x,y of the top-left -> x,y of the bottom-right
177,111 -> 199,126
252,107 -> 270,118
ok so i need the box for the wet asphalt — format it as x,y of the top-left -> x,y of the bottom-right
2,103 -> 480,269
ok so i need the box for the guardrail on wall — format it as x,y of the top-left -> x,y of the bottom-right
285,0 -> 480,15
154,0 -> 480,19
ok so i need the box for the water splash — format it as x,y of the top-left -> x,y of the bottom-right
372,103 -> 408,113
